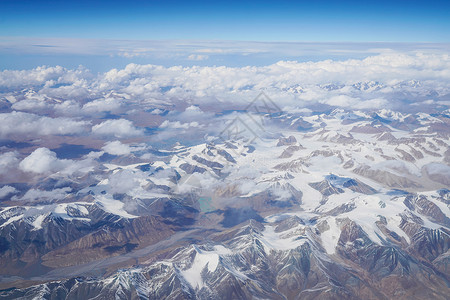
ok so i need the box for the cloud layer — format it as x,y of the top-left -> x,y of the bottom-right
1,52 -> 449,116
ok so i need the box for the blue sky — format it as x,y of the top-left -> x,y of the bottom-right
0,0 -> 449,70
1,0 -> 449,42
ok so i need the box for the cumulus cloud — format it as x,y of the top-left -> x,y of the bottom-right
18,187 -> 72,202
176,105 -> 214,122
19,148 -> 72,174
0,65 -> 91,89
270,187 -> 293,200
62,156 -> 98,175
0,185 -> 17,198
82,97 -> 123,113
175,172 -> 217,194
91,119 -> 144,138
0,151 -> 20,175
102,140 -> 132,155
0,112 -> 89,138
108,169 -> 145,194
238,180 -> 258,195
150,108 -> 165,115
18,147 -> 99,176
11,98 -> 50,112
53,100 -> 83,116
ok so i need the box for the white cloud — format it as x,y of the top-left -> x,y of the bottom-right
175,172 -> 217,194
82,97 -> 123,113
150,108 -> 165,115
11,99 -> 50,111
89,52 -> 449,110
19,148 -> 72,174
424,163 -> 450,176
176,105 -> 214,121
102,140 -> 132,155
187,54 -> 209,61
270,187 -> 292,200
238,180 -> 258,195
0,111 -> 89,138
159,120 -> 201,129
62,156 -> 98,175
0,65 -> 91,89
0,151 -> 19,175
18,147 -> 98,176
91,119 -> 144,138
108,169 -> 145,194
195,48 -> 233,54
324,95 -> 358,107
281,106 -> 312,115
117,48 -> 154,58
18,187 -> 72,202
354,98 -> 389,109
370,160 -> 421,177
0,185 -> 17,198
53,100 -> 83,116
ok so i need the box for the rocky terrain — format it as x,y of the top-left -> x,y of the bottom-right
0,106 -> 449,299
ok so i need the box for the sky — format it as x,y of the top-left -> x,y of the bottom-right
0,0 -> 449,70
1,0 -> 450,41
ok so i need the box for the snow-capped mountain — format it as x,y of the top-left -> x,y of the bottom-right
0,106 -> 449,299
